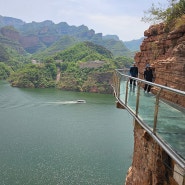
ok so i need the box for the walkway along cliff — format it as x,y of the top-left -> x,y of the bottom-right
113,22 -> 185,185
135,22 -> 185,107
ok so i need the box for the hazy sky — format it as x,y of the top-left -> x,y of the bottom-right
0,0 -> 168,41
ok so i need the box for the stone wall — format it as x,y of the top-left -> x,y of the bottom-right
135,23 -> 185,107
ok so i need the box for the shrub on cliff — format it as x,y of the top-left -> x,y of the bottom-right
0,62 -> 12,79
8,64 -> 56,88
142,0 -> 185,27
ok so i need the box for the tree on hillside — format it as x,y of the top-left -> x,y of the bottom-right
142,0 -> 185,25
0,45 -> 9,62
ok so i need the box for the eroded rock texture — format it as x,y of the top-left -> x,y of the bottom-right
135,23 -> 185,107
125,123 -> 179,185
125,23 -> 185,185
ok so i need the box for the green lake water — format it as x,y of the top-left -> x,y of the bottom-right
0,81 -> 134,185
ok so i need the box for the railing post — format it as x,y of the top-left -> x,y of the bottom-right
117,75 -> 121,99
135,82 -> 141,116
113,71 -> 119,98
125,80 -> 129,105
115,72 -> 118,97
153,88 -> 162,134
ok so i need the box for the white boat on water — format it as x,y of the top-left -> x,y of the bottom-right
76,100 -> 86,103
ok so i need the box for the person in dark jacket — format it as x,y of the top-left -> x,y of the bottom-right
129,63 -> 138,86
144,64 -> 153,93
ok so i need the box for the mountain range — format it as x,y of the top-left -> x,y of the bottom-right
0,15 -> 142,58
0,15 -> 142,93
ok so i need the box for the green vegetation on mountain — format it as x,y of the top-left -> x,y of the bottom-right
0,26 -> 30,68
96,39 -> 133,57
0,15 -> 135,93
0,44 -> 9,61
7,41 -> 133,92
0,62 -> 13,79
0,16 -> 133,57
0,41 -> 29,79
8,63 -> 57,88
34,36 -> 79,59
51,41 -> 113,62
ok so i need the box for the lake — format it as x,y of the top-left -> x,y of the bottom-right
0,81 -> 133,185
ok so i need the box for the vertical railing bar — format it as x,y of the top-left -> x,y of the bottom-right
114,72 -> 119,98
153,88 -> 162,134
135,81 -> 141,116
117,75 -> 121,99
112,71 -> 117,96
125,79 -> 129,105
115,72 -> 118,97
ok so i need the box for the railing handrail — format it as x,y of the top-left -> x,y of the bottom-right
115,69 -> 185,96
113,69 -> 185,170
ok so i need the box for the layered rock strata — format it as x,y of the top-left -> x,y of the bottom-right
125,122 -> 179,185
135,23 -> 185,107
125,23 -> 185,185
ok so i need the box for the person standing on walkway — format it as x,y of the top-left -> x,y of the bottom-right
129,62 -> 138,86
144,64 -> 153,93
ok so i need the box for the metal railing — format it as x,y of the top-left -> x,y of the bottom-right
112,69 -> 185,170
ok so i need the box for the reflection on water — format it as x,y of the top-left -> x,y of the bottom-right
0,81 -> 133,185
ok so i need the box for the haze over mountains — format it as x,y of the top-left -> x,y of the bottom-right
0,15 -> 143,58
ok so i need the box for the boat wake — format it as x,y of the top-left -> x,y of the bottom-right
46,100 -> 86,105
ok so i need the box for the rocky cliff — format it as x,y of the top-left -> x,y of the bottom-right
125,22 -> 185,185
125,123 -> 179,185
135,23 -> 185,107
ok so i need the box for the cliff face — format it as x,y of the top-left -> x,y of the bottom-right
0,26 -> 58,53
135,23 -> 185,107
125,23 -> 185,185
0,26 -> 20,41
125,123 -> 178,185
